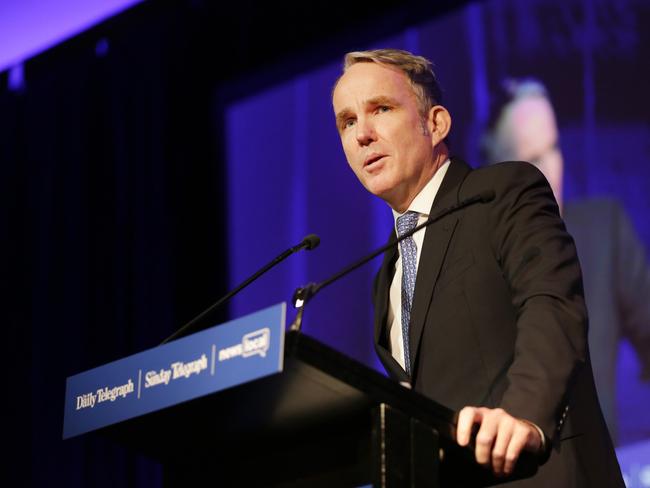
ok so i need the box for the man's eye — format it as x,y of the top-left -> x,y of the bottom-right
343,119 -> 356,129
377,105 -> 391,113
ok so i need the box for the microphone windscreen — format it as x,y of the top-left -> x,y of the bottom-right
302,234 -> 321,251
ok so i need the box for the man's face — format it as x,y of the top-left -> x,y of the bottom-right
505,96 -> 564,208
332,62 -> 438,211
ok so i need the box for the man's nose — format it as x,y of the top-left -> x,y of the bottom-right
355,118 -> 376,146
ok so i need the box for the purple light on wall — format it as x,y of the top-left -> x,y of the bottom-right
616,439 -> 650,488
224,62 -> 395,371
95,38 -> 110,57
0,0 -> 143,73
8,63 -> 24,91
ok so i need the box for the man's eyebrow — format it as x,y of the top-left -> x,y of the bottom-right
335,108 -> 354,127
335,96 -> 400,127
367,95 -> 399,107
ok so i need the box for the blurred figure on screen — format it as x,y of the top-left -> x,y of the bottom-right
481,78 -> 650,444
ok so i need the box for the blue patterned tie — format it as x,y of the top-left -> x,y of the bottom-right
396,211 -> 419,376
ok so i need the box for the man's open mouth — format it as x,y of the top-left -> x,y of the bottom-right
364,154 -> 385,167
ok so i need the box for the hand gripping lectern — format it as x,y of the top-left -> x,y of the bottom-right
63,304 -> 538,487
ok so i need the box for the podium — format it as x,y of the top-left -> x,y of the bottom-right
89,330 -> 538,487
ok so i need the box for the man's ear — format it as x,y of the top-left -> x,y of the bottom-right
427,105 -> 452,145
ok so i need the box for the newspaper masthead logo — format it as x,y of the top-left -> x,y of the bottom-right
218,328 -> 270,361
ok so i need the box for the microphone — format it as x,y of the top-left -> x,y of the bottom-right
297,233 -> 320,251
289,191 -> 494,331
161,233 -> 320,344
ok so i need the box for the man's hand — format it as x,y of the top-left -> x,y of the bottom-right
456,406 -> 543,476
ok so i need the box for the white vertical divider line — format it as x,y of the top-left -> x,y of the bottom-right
211,343 -> 216,375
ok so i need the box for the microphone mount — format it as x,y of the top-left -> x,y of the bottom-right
162,233 -> 320,344
289,191 -> 494,332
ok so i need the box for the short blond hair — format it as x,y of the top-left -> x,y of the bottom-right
339,48 -> 444,117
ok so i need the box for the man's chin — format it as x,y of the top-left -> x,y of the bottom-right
364,183 -> 392,200
366,186 -> 399,209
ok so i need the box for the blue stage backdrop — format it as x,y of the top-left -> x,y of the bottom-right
224,0 -> 650,451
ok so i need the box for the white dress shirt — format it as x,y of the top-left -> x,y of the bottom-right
388,160 -> 450,370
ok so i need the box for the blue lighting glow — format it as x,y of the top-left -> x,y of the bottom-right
0,0 -> 143,73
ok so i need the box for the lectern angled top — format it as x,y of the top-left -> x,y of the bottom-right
63,303 -> 538,487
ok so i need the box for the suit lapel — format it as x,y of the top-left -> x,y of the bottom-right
374,236 -> 397,346
408,158 -> 471,378
374,236 -> 412,380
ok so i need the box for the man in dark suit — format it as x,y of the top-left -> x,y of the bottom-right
481,78 -> 650,444
332,48 -> 624,486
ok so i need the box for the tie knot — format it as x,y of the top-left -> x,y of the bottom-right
396,211 -> 419,237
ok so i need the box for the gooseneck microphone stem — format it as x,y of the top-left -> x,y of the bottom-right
162,234 -> 320,344
290,191 -> 494,332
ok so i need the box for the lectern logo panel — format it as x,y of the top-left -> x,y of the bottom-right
63,303 -> 286,439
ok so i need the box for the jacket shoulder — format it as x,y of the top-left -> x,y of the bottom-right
469,160 -> 548,181
459,160 -> 551,199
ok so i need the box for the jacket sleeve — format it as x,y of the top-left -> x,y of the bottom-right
488,162 -> 588,439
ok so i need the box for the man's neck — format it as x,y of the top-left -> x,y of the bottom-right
390,151 -> 449,213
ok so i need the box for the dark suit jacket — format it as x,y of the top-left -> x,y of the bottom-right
373,158 -> 623,487
564,199 -> 650,444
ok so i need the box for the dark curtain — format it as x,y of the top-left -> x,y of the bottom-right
1,5 -> 227,486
